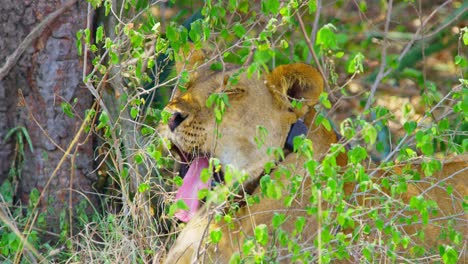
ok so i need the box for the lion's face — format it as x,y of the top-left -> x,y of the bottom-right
161,61 -> 323,221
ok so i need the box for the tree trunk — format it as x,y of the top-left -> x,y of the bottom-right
0,0 -> 96,233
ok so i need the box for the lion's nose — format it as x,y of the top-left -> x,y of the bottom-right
168,112 -> 187,132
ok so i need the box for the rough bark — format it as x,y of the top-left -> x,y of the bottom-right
0,0 -> 96,232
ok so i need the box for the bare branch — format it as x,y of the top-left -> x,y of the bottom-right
364,0 -> 393,111
364,0 -> 455,110
295,10 -> 328,90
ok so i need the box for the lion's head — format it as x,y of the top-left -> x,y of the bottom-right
161,51 -> 324,222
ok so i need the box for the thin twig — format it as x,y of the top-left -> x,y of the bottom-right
307,0 -> 322,64
20,100 -> 97,262
364,0 -> 454,110
364,0 -> 393,111
397,0 -> 452,62
413,5 -> 467,41
295,11 -> 327,90
0,0 -> 78,80
18,91 -> 67,154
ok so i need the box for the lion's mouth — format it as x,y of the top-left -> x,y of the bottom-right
170,144 -> 223,222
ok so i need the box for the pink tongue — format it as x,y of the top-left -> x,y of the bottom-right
175,157 -> 210,222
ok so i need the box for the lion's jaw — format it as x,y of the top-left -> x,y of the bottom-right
161,67 -> 298,221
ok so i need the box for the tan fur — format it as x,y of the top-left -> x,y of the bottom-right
161,58 -> 467,263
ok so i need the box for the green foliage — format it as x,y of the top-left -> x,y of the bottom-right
316,24 -> 338,52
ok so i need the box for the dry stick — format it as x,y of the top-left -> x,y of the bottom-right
0,0 -> 78,80
68,2 -> 94,250
364,0 -> 393,111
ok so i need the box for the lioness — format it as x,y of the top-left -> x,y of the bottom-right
160,52 -> 467,263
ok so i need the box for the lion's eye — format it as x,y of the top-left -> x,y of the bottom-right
224,88 -> 245,95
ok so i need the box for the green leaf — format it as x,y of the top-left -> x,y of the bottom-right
247,62 -> 259,78
416,131 -> 434,156
363,245 -> 373,261
96,111 -> 109,130
134,153 -> 143,164
462,27 -> 468,46
0,180 -> 13,204
455,55 -> 467,67
294,216 -> 306,234
242,239 -> 255,255
440,245 -> 458,264
446,184 -> 454,195
174,176 -> 183,187
130,107 -> 138,119
308,0 -> 317,13
261,0 -> 280,15
61,102 -> 74,118
210,62 -> 223,71
96,25 -> 104,43
229,253 -> 241,264
29,188 -> 40,206
362,122 -> 377,146
210,229 -> 222,243
348,146 -> 367,164
403,121 -> 417,134
401,236 -> 410,249
375,219 -> 384,230
76,30 -> 83,55
166,25 -> 178,42
335,51 -> 344,58
84,28 -> 91,45
319,92 -> 332,109
104,0 -> 111,15
272,213 -> 286,228
200,168 -> 211,183
151,149 -> 161,161
316,24 -> 338,51
254,125 -> 268,149
233,23 -> 247,38
109,51 -> 119,64
138,183 -> 150,193
189,20 -> 202,43
168,199 -> 189,217
421,159 -> 441,177
347,52 -> 365,73
304,159 -> 317,175
254,224 -> 269,246
315,113 -> 332,131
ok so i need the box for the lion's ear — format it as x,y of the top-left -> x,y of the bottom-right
267,63 -> 323,117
